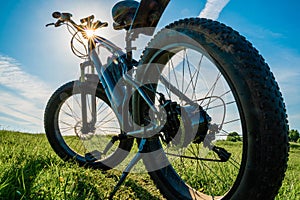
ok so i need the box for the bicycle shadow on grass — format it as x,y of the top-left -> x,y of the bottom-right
123,178 -> 161,200
0,155 -> 161,199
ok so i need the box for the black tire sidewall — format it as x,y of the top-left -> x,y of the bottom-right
135,18 -> 288,200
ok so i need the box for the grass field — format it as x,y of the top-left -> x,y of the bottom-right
0,130 -> 299,199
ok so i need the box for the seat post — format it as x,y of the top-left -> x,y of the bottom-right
125,31 -> 136,67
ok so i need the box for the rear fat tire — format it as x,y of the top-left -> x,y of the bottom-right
135,18 -> 289,199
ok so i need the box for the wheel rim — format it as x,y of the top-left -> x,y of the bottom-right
54,89 -> 121,163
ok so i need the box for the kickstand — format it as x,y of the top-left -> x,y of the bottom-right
108,138 -> 146,199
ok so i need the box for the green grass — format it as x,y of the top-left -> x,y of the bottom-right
0,131 -> 162,199
276,142 -> 300,200
0,130 -> 299,199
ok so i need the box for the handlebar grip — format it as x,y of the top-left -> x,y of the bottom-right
102,22 -> 108,27
45,22 -> 55,27
94,21 -> 108,29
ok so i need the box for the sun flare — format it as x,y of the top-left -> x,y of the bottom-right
85,29 -> 96,38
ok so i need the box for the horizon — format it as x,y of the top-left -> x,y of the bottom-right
0,0 -> 299,133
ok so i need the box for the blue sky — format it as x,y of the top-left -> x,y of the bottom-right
0,0 -> 299,133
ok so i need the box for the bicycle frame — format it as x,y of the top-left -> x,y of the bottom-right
81,33 -> 163,138
82,27 -> 206,139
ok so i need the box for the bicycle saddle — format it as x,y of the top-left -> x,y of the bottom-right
112,0 -> 170,38
112,0 -> 139,30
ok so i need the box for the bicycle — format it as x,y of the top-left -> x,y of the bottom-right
44,1 -> 289,199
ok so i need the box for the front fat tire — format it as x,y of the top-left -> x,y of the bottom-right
136,18 -> 289,199
44,81 -> 133,170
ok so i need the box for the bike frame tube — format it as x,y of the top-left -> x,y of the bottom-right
88,38 -> 169,137
90,36 -> 159,120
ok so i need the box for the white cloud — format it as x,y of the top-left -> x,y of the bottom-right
199,0 -> 230,20
0,55 -> 53,132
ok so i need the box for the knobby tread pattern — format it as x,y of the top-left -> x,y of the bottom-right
137,18 -> 289,199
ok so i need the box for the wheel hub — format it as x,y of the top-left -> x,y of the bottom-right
159,95 -> 211,146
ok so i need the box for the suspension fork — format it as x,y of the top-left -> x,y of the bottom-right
80,60 -> 97,134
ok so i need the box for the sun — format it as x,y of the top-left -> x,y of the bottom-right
84,29 -> 96,39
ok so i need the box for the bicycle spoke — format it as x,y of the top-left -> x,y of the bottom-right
56,89 -> 121,160
155,47 -> 243,197
182,49 -> 186,96
223,118 -> 240,125
62,100 -> 81,121
170,56 -> 180,93
203,72 -> 222,109
205,100 -> 235,111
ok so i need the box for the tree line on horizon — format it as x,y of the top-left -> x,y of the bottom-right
226,129 -> 300,143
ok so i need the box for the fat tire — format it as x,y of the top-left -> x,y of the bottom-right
44,81 -> 133,170
135,18 -> 289,199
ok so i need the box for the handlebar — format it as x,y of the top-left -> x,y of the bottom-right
46,11 -> 109,57
46,11 -> 108,30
